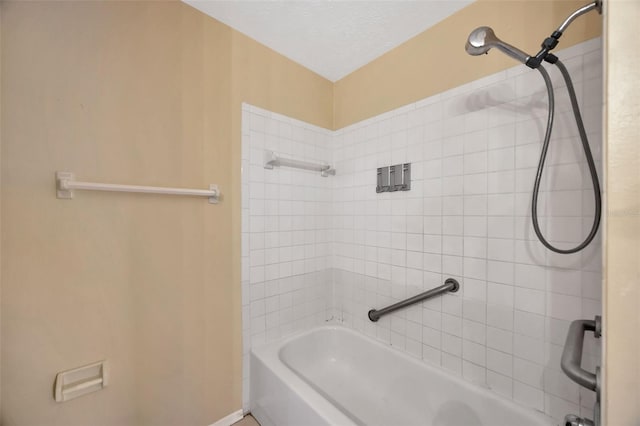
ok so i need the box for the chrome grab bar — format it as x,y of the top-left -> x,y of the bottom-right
368,278 -> 460,322
561,315 -> 601,392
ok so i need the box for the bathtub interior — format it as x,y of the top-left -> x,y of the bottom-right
271,326 -> 553,426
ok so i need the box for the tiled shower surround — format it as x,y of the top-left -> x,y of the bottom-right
241,38 -> 602,423
241,106 -> 334,410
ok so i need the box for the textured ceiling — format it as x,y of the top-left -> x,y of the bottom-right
184,1 -> 475,82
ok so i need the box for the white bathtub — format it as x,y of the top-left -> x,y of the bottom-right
251,326 -> 554,426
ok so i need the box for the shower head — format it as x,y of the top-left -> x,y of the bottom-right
465,26 -> 530,65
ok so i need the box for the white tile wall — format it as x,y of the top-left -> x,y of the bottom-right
242,38 -> 603,423
331,38 -> 603,424
241,104 -> 335,410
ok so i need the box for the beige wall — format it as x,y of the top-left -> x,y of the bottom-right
603,1 -> 640,424
228,33 -> 333,339
333,0 -> 602,129
0,3 -> 3,421
0,2 -> 331,425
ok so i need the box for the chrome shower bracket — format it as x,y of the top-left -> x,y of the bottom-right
526,0 -> 603,69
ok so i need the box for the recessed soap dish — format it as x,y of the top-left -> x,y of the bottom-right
54,360 -> 108,402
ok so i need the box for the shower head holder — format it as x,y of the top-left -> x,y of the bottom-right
526,0 -> 603,69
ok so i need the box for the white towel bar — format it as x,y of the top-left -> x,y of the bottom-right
56,172 -> 220,204
264,150 -> 335,177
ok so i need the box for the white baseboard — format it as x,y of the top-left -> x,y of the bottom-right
209,409 -> 244,426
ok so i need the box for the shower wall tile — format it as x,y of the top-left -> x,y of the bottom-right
331,38 -> 602,424
240,104 -> 334,411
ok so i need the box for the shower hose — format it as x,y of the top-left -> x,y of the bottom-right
533,60 -> 602,254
